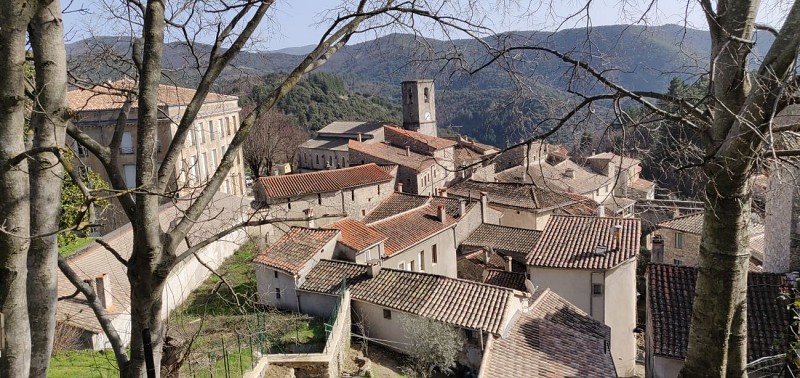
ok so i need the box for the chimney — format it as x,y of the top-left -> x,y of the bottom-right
396,182 -> 404,192
563,168 -> 575,178
438,188 -> 447,197
95,274 -> 113,310
480,191 -> 489,223
597,205 -> 606,217
459,199 -> 466,218
406,146 -> 411,156
367,259 -> 381,278
652,234 -> 665,263
505,256 -> 513,272
437,205 -> 447,224
613,224 -> 623,249
357,132 -> 363,142
304,208 -> 315,228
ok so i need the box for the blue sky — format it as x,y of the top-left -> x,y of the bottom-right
62,0 -> 782,50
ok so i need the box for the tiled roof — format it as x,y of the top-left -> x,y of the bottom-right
252,227 -> 339,274
299,137 -> 350,151
57,194 -> 249,333
657,212 -> 704,234
325,218 -> 387,252
317,121 -> 388,136
630,177 -> 655,192
480,288 -> 616,378
448,180 -> 595,211
348,140 -> 437,172
483,270 -> 527,291
67,80 -> 237,112
457,249 -> 525,282
462,224 -> 542,255
527,215 -> 641,269
647,263 -> 787,361
369,204 -> 458,255
496,160 -> 614,195
587,152 -> 641,169
362,192 -> 430,223
256,163 -> 393,199
298,260 -> 517,334
384,126 -> 457,151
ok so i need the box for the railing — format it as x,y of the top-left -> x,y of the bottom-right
120,146 -> 134,155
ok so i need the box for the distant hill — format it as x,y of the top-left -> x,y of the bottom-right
65,25 -> 774,146
267,44 -> 316,55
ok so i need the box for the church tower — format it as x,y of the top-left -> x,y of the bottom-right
401,80 -> 437,137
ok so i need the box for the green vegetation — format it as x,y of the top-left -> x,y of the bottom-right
245,72 -> 402,131
58,237 -> 95,258
169,242 -> 327,377
58,158 -> 110,247
48,350 -> 118,378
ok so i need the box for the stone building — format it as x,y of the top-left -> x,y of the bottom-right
526,215 -> 641,376
250,163 -> 397,240
401,80 -> 437,137
297,121 -> 389,172
447,179 -> 598,230
652,212 -> 765,270
66,80 -> 246,231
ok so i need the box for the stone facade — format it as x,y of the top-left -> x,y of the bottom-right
655,229 -> 702,267
401,80 -> 437,137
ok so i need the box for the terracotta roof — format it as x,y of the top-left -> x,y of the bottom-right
57,194 -> 249,333
496,160 -> 614,195
448,180 -> 596,211
646,263 -> 788,361
462,224 -> 542,256
67,80 -> 237,112
457,249 -> 525,282
384,125 -> 457,151
325,218 -> 387,252
252,227 -> 339,275
348,140 -> 437,172
479,288 -> 615,378
369,204 -> 458,255
317,121 -> 387,137
527,215 -> 641,269
482,270 -> 527,291
298,260 -> 517,334
656,212 -> 704,234
362,192 -> 430,223
256,163 -> 393,200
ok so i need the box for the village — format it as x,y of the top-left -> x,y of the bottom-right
49,78 -> 794,378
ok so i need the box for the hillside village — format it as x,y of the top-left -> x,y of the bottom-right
48,77 -> 796,378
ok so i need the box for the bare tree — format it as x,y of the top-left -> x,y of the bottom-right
242,105 -> 308,177
58,1 -> 497,376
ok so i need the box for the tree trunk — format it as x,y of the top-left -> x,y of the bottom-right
0,2 -> 37,376
26,0 -> 69,375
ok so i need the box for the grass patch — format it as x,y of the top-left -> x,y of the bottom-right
168,241 -> 328,376
48,350 -> 119,378
59,237 -> 95,258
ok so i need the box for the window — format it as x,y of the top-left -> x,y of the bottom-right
361,209 -> 366,216
316,155 -> 320,165
383,309 -> 392,319
226,117 -> 231,136
419,251 -> 425,271
224,179 -> 231,194
674,259 -> 683,266
217,119 -> 223,138
410,260 -> 416,271
287,200 -> 292,210
195,122 -> 204,144
378,185 -> 381,195
318,193 -> 322,205
190,155 -> 199,181
187,127 -> 194,146
208,121 -> 215,140
407,89 -> 413,104
121,131 -> 134,154
274,271 -> 278,278
211,149 -> 218,172
398,262 -> 405,270
232,115 -> 238,132
423,87 -> 430,103
276,288 -> 281,299
432,245 -> 438,264
675,232 -> 684,249
200,153 -> 208,180
592,284 -> 603,296
351,190 -> 355,201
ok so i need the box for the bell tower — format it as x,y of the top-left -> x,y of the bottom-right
401,80 -> 437,137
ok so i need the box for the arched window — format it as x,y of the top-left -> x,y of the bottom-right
423,87 -> 430,103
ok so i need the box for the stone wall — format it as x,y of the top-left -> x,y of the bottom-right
659,229 -> 702,267
259,290 -> 352,378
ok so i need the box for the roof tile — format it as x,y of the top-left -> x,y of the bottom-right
67,80 -> 237,112
252,227 -> 339,274
527,215 -> 640,269
325,218 -> 387,252
256,163 -> 393,200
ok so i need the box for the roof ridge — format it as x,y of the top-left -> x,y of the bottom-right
317,258 -> 370,268
381,266 -> 516,292
365,196 -> 434,225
